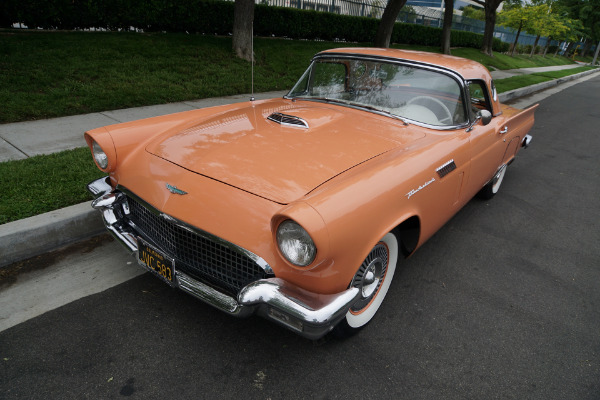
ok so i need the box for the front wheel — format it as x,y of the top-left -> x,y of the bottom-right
478,164 -> 507,200
332,232 -> 399,338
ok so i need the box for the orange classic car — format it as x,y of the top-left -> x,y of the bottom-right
86,48 -> 537,339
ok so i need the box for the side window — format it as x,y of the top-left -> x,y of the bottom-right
467,80 -> 492,119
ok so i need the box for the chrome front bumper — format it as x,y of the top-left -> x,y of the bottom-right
87,177 -> 359,340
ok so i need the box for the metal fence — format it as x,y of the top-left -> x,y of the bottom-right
259,0 -> 584,51
262,0 -> 385,18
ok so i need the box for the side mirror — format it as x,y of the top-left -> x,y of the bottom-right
477,110 -> 492,126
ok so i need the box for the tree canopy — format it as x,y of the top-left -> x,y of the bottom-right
556,0 -> 600,41
462,5 -> 485,21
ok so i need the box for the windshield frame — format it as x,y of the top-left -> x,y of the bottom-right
284,53 -> 471,131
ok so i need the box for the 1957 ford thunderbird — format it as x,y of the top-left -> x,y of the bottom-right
86,48 -> 537,339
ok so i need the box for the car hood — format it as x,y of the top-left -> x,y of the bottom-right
145,99 -> 425,204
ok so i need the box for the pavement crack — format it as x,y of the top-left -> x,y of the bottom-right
98,112 -> 124,123
0,136 -> 30,158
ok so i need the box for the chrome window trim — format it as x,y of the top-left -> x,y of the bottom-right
466,78 -> 495,125
118,185 -> 274,276
284,53 -> 470,131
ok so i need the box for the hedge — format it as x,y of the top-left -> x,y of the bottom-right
0,0 -> 509,52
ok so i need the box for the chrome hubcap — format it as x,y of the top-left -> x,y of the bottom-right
361,260 -> 382,299
350,243 -> 388,313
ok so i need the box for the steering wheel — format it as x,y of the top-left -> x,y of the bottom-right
407,96 -> 453,125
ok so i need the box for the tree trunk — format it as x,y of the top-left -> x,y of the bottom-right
510,19 -> 523,57
554,41 -> 563,57
374,0 -> 408,48
232,0 -> 254,61
441,0 -> 454,54
593,40 -> 600,66
481,0 -> 502,57
581,41 -> 592,58
542,36 -> 552,57
529,35 -> 540,57
564,41 -> 574,57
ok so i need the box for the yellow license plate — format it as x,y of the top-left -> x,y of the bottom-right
137,238 -> 175,285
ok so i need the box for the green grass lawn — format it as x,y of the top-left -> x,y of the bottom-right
0,30 -> 585,124
0,148 -> 105,225
494,66 -> 595,93
0,31 -> 353,123
450,48 -> 579,71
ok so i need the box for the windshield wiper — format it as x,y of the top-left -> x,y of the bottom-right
286,96 -> 409,125
353,104 -> 409,126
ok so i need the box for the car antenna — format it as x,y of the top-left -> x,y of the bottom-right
250,25 -> 255,102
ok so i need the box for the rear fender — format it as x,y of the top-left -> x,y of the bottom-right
499,104 -> 538,163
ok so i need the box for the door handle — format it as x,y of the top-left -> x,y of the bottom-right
499,127 -> 508,134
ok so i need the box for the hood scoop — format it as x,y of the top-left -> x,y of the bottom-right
267,112 -> 309,129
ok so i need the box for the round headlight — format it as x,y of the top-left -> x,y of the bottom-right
92,140 -> 109,169
277,220 -> 317,267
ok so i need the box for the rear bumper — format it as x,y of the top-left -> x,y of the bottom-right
87,177 -> 359,340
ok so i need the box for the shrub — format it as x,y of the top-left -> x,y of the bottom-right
2,0 -> 510,52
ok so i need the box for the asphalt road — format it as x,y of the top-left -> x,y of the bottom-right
1,75 -> 599,400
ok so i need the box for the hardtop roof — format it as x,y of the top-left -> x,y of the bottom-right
317,47 -> 492,83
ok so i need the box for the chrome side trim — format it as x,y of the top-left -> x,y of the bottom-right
522,134 -> 532,148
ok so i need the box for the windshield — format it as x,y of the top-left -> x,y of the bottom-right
287,57 -> 468,127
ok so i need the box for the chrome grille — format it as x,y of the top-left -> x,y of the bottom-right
126,195 -> 270,296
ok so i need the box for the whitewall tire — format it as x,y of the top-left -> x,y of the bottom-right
478,164 -> 507,200
333,232 -> 399,337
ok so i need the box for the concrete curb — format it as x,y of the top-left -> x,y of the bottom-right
2,68 -> 599,268
0,202 -> 105,268
499,67 -> 600,103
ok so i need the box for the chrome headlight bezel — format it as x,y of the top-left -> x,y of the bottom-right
276,220 -> 317,267
92,140 -> 109,169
